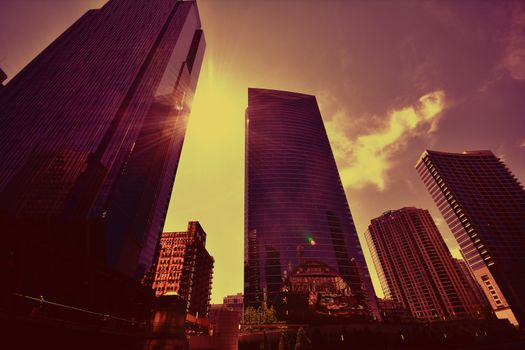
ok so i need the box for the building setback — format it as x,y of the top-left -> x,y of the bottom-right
0,0 -> 205,311
245,88 -> 380,320
365,207 -> 483,321
453,258 -> 489,311
416,150 -> 525,327
152,221 -> 214,318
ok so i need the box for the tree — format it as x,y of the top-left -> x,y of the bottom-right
262,304 -> 278,324
243,307 -> 257,324
243,305 -> 279,325
295,327 -> 311,350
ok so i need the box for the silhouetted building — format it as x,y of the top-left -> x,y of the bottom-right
365,207 -> 483,321
189,308 -> 241,350
453,258 -> 490,312
144,293 -> 188,350
0,0 -> 204,315
416,150 -> 525,327
223,293 -> 244,314
245,88 -> 380,320
0,68 -> 6,93
152,221 -> 214,318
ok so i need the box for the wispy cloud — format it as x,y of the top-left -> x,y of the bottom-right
500,4 -> 525,80
326,91 -> 446,191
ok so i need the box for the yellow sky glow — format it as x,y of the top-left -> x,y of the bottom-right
165,57 -> 246,304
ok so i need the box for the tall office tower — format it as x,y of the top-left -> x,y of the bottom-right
416,150 -> 525,327
152,221 -> 214,317
245,88 -> 380,320
365,207 -> 483,321
0,0 -> 205,308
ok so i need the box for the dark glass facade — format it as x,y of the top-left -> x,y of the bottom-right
0,0 -> 204,306
416,150 -> 525,327
365,207 -> 483,321
244,88 -> 380,320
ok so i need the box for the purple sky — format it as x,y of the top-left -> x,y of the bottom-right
1,0 -> 524,302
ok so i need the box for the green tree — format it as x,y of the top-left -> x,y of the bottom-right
243,307 -> 256,324
243,305 -> 279,325
262,305 -> 278,324
294,327 -> 311,350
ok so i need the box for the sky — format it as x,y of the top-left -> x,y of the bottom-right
1,0 -> 524,304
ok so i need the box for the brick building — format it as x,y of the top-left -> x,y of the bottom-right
152,221 -> 214,318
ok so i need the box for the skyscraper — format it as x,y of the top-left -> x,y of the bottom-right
453,258 -> 489,311
416,150 -> 525,327
0,0 -> 204,306
152,221 -> 214,318
365,207 -> 483,321
244,88 -> 380,320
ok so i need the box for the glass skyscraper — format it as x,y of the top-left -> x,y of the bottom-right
416,150 -> 525,327
0,0 -> 204,303
244,88 -> 380,320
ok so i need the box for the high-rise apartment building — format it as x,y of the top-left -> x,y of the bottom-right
416,150 -> 525,327
152,221 -> 214,318
0,0 -> 204,309
453,258 -> 489,311
245,88 -> 380,320
365,207 -> 483,321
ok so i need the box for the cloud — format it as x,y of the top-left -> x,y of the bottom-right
326,91 -> 446,191
499,4 -> 525,80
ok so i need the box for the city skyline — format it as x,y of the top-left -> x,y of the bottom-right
1,0 -> 524,305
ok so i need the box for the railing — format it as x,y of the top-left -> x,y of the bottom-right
5,293 -> 147,335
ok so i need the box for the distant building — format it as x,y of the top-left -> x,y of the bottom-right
416,150 -> 525,327
223,293 -> 244,313
203,296 -> 243,350
365,207 -> 483,321
245,88 -> 380,321
152,221 -> 214,318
